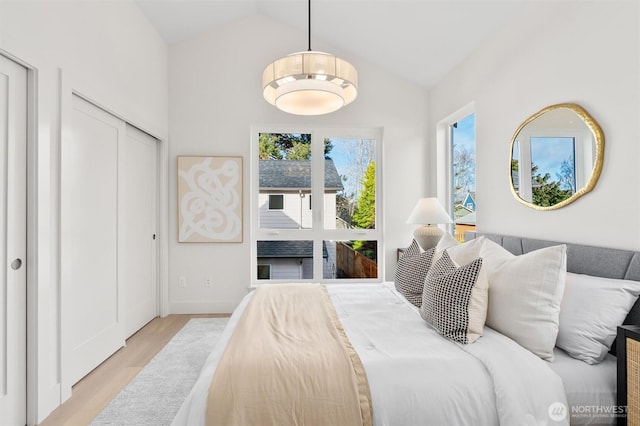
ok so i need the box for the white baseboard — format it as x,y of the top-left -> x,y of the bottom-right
168,300 -> 240,315
36,383 -> 63,425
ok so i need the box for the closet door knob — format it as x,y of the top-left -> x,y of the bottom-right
10,258 -> 22,270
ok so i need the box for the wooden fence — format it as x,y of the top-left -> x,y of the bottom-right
336,242 -> 378,279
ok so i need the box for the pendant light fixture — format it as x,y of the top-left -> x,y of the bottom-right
262,0 -> 358,115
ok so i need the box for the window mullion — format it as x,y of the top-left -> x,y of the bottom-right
311,132 -> 325,281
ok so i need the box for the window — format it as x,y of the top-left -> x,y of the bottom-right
512,136 -> 577,206
268,194 -> 284,210
257,264 -> 271,280
251,127 -> 382,285
437,106 -> 476,242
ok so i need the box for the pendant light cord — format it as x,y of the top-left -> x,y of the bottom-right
308,0 -> 312,51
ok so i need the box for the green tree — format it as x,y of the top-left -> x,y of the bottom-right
258,133 -> 333,160
531,164 -> 573,207
259,133 -> 283,159
285,141 -> 312,160
352,162 -> 376,229
351,162 -> 376,256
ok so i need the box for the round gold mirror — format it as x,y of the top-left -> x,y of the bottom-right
510,103 -> 604,210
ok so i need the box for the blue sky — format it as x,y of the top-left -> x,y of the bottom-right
453,113 -> 476,155
452,113 -> 476,192
327,138 -> 376,197
330,139 -> 350,173
530,137 -> 575,179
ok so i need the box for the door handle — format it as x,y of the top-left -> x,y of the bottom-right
10,258 -> 22,270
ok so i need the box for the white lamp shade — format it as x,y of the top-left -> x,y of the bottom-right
262,51 -> 358,116
406,197 -> 453,225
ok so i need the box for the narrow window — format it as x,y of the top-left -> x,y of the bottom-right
451,113 -> 476,242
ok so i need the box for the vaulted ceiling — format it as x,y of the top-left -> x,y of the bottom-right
135,0 -> 533,89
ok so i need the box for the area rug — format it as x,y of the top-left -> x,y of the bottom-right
91,317 -> 228,426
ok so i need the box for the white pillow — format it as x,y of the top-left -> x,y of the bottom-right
480,239 -> 567,360
557,272 -> 640,364
447,237 -> 489,340
432,232 -> 460,264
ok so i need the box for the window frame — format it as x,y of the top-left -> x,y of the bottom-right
512,130 -> 582,203
250,125 -> 383,286
436,102 -> 476,238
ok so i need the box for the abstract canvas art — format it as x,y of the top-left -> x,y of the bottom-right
177,156 -> 243,242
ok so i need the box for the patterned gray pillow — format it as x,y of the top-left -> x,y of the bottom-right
395,245 -> 434,307
420,250 -> 483,344
404,239 -> 421,256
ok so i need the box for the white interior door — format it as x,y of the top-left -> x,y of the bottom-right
62,95 -> 125,386
122,124 -> 158,337
0,55 -> 27,425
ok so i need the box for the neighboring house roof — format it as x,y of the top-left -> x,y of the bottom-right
257,240 -> 329,259
454,205 -> 473,216
259,160 -> 344,191
455,211 -> 476,225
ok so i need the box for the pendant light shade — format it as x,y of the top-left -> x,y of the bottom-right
262,1 -> 358,115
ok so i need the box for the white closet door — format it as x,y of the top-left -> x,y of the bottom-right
62,95 -> 125,385
122,125 -> 158,337
0,54 -> 27,426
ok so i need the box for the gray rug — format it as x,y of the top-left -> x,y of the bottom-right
91,317 -> 228,426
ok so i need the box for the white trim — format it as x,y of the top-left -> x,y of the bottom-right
169,300 -> 243,314
157,127 -> 170,318
25,59 -> 39,426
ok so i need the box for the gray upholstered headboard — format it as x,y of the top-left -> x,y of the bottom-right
465,232 -> 640,346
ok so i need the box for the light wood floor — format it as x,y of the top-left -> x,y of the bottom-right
39,314 -> 229,426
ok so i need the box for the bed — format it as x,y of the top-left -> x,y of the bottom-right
172,232 -> 640,426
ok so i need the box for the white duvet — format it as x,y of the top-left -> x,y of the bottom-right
172,283 -> 569,426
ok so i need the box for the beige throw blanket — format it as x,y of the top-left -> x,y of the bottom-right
206,284 -> 373,426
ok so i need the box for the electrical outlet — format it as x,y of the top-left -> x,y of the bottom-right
205,278 -> 212,287
178,276 -> 187,287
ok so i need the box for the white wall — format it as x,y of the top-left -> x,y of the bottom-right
168,15 -> 429,313
0,1 -> 168,422
429,1 -> 640,251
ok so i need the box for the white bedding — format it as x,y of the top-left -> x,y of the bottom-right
173,283 -> 569,426
549,348 -> 617,426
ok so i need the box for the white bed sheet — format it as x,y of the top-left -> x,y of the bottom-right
548,348 -> 617,426
172,283 -> 569,426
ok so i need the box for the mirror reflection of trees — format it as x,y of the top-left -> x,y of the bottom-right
512,158 -> 574,207
509,103 -> 604,210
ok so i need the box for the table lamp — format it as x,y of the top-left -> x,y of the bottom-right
406,197 -> 453,250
